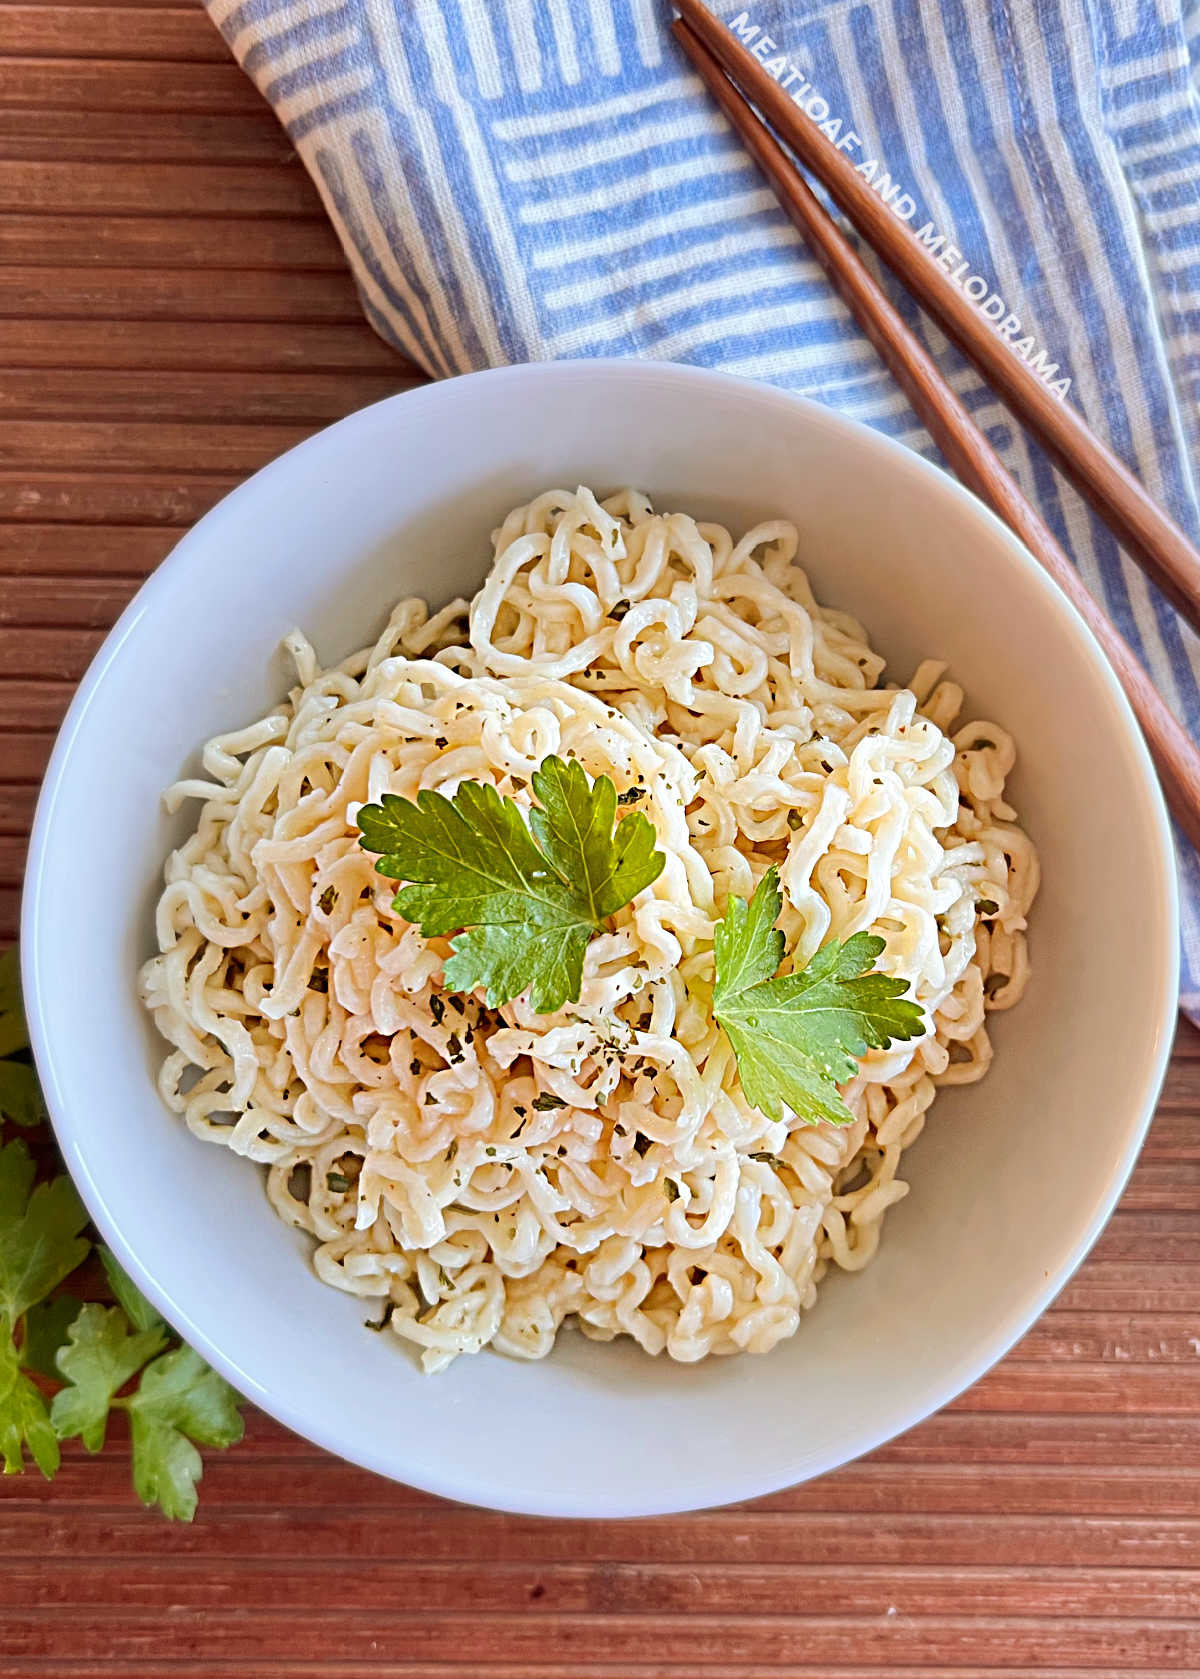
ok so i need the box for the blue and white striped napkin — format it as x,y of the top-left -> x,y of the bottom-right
206,0 -> 1200,1011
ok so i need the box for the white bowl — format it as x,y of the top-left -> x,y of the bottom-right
23,361 -> 1178,1516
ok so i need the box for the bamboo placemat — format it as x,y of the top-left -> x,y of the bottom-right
1,5 -> 1198,1670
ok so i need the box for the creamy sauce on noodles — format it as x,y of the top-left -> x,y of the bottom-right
140,487 -> 1037,1370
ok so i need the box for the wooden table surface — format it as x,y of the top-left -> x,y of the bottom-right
2,3 -> 1200,1672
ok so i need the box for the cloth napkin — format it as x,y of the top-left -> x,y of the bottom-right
206,0 -> 1200,1012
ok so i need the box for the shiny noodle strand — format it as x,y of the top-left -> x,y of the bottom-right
140,488 -> 1038,1371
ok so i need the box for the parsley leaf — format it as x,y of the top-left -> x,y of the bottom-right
0,947 -> 27,1059
98,1245 -> 165,1336
0,1061 -> 45,1130
357,755 -> 664,1012
0,1139 -> 90,1330
0,1335 -> 59,1478
126,1347 -> 245,1522
20,1294 -> 84,1380
0,949 -> 44,1128
713,866 -> 925,1126
51,1304 -> 168,1452
52,1317 -> 244,1521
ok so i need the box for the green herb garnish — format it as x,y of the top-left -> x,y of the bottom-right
0,960 -> 245,1520
50,1250 -> 243,1522
20,1294 -> 83,1381
532,1093 -> 566,1112
0,949 -> 45,1129
0,1146 -> 241,1518
326,1172 -> 352,1193
0,1137 -> 90,1478
356,755 -> 664,1013
51,1307 -> 169,1454
0,1332 -> 58,1479
712,866 -> 924,1126
0,1139 -> 90,1342
120,1344 -> 243,1522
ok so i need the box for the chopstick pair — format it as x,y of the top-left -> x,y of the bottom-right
672,0 -> 1200,854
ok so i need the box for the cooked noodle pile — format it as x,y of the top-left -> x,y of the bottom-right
141,487 -> 1038,1371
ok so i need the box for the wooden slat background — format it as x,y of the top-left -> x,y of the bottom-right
1,3 -> 1199,1672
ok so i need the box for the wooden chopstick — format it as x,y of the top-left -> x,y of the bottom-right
674,0 -> 1200,636
672,12 -> 1200,853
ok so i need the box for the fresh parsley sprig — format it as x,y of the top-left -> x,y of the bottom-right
713,865 -> 925,1125
0,1133 -> 245,1519
0,952 -> 245,1521
52,1284 -> 243,1522
356,755 -> 665,1012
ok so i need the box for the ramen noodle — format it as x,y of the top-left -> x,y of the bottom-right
140,487 -> 1038,1371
